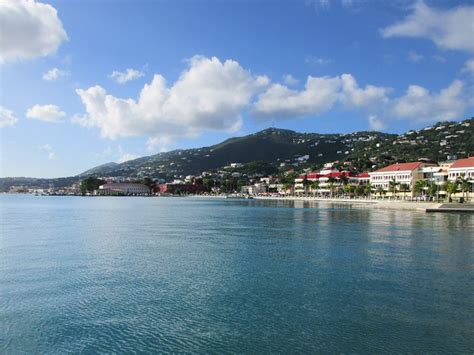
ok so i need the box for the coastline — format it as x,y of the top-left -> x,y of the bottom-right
194,195 -> 474,212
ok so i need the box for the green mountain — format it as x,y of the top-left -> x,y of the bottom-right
1,117 -> 473,191
79,117 -> 474,179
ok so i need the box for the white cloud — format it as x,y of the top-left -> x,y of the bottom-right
368,115 -> 385,131
43,67 -> 70,81
110,68 -> 145,84
0,0 -> 68,63
38,144 -> 56,160
462,58 -> 474,76
304,56 -> 331,65
392,80 -> 467,123
340,74 -> 391,108
0,106 -> 19,128
253,76 -> 341,119
283,74 -> 299,86
253,73 -> 390,120
381,1 -> 474,53
26,104 -> 66,123
407,51 -> 424,63
74,56 -> 268,148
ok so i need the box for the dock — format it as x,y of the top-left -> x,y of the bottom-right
426,203 -> 474,213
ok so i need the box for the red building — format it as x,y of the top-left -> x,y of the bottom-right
154,183 -> 208,195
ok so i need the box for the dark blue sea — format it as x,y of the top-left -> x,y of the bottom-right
1,195 -> 473,353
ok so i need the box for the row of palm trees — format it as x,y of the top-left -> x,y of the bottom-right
297,175 -> 472,201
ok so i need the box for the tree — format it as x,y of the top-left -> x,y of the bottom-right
388,178 -> 399,198
376,186 -> 384,197
457,175 -> 471,201
80,177 -> 105,195
344,183 -> 355,197
339,175 -> 349,186
446,181 -> 458,202
328,177 -> 336,198
399,183 -> 409,199
302,177 -> 311,194
413,180 -> 427,197
355,184 -> 364,197
142,177 -> 154,193
364,183 -> 372,198
427,183 -> 438,200
310,180 -> 320,196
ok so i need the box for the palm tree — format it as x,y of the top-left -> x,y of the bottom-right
446,181 -> 458,202
456,175 -> 470,202
355,185 -> 364,198
413,180 -> 427,198
303,177 -> 313,196
388,178 -> 399,199
364,182 -> 372,198
399,183 -> 409,200
344,183 -> 354,197
339,175 -> 349,186
310,180 -> 320,196
327,177 -> 336,198
376,186 -> 384,198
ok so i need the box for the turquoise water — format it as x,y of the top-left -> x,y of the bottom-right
1,195 -> 473,353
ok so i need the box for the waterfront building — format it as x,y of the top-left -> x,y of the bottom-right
447,157 -> 474,181
241,183 -> 267,195
369,161 -> 438,192
98,183 -> 150,195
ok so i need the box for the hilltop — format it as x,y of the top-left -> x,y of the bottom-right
79,117 -> 474,179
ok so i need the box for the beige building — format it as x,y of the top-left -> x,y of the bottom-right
369,161 -> 437,191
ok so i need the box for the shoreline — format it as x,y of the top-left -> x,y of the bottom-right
194,195 -> 474,212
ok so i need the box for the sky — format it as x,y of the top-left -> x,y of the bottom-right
1,0 -> 473,178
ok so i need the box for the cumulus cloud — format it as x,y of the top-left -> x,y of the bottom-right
381,1 -> 474,53
0,106 -> 18,128
253,76 -> 341,119
368,115 -> 385,131
43,67 -> 70,81
391,80 -> 467,123
110,68 -> 145,84
26,104 -> 66,123
283,74 -> 299,86
0,0 -> 68,63
253,73 -> 390,120
38,144 -> 56,160
462,58 -> 474,76
74,56 -> 268,148
339,74 -> 391,108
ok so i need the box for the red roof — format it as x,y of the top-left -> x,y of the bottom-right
450,157 -> 474,169
372,162 -> 422,173
356,172 -> 370,178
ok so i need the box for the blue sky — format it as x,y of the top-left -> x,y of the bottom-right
1,0 -> 473,177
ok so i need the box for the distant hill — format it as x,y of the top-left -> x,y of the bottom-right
81,117 -> 473,179
1,117 -> 473,191
80,128 -> 395,179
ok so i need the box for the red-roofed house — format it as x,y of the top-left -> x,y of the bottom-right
448,157 -> 474,182
369,161 -> 438,192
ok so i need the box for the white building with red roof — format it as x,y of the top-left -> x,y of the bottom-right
448,157 -> 474,181
369,161 -> 437,191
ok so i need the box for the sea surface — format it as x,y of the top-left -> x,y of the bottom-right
1,194 -> 473,353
